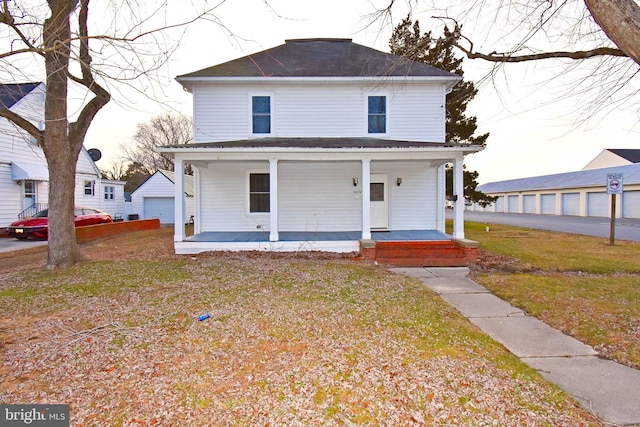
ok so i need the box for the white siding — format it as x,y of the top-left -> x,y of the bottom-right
372,161 -> 438,230
279,162 -> 361,231
0,163 -> 22,226
192,81 -> 446,143
197,160 -> 439,232
0,86 -> 47,227
199,162 -> 266,231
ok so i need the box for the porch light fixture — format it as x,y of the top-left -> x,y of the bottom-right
353,177 -> 358,186
396,177 -> 402,186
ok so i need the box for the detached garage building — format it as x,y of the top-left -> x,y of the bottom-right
473,163 -> 640,219
130,170 -> 194,224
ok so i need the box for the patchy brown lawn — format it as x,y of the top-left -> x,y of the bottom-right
0,229 -> 601,426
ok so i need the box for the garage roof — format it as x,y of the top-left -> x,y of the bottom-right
478,163 -> 640,193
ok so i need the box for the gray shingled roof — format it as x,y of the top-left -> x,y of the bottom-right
178,38 -> 458,79
162,137 -> 473,150
609,149 -> 640,164
478,163 -> 640,193
0,82 -> 40,109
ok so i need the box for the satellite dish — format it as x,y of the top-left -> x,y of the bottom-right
87,148 -> 102,162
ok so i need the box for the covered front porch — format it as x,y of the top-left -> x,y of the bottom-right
160,138 -> 480,265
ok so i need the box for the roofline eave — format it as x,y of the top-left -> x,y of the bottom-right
156,145 -> 484,160
176,75 -> 461,91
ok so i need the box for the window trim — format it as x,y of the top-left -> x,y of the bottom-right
247,170 -> 270,214
365,94 -> 389,135
83,180 -> 95,196
249,93 -> 273,136
104,185 -> 115,201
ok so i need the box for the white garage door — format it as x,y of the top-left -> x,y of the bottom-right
507,195 -> 519,213
523,195 -> 536,213
587,192 -> 609,217
495,196 -> 504,213
541,194 -> 556,215
144,197 -> 174,224
623,191 -> 640,218
562,193 -> 580,216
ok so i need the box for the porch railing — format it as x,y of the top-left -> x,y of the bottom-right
18,203 -> 48,220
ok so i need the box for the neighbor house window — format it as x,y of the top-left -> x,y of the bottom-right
249,173 -> 270,213
104,186 -> 115,200
84,180 -> 94,196
252,95 -> 271,134
368,95 -> 386,134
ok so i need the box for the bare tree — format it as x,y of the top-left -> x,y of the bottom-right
372,1 -> 640,117
101,161 -> 127,181
0,1 -> 223,268
121,113 -> 193,174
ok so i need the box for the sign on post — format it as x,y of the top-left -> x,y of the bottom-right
607,173 -> 623,195
606,173 -> 623,245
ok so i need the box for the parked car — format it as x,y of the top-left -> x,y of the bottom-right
6,207 -> 112,240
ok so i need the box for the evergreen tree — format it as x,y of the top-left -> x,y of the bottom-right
390,16 -> 495,207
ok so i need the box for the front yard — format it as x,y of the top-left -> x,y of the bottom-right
0,228 -> 599,426
465,221 -> 640,370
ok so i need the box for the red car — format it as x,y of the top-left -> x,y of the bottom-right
6,207 -> 113,240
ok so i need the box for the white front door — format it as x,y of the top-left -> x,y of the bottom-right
370,174 -> 389,229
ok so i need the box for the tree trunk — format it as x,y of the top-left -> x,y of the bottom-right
42,0 -> 83,269
585,0 -> 640,65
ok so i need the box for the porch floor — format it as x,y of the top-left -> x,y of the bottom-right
185,229 -> 451,243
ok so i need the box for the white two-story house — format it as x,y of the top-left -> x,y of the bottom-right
0,82 -> 125,229
158,38 -> 483,265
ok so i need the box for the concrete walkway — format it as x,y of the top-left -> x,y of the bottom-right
391,267 -> 640,427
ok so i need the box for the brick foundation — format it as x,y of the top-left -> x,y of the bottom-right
359,238 -> 479,267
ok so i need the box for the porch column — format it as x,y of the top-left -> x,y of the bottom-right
174,158 -> 185,242
269,158 -> 279,242
361,159 -> 371,240
453,156 -> 465,239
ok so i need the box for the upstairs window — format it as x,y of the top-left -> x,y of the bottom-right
368,96 -> 386,134
252,96 -> 271,134
104,185 -> 115,200
249,173 -> 270,213
84,180 -> 94,196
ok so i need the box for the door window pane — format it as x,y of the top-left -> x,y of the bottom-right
370,183 -> 384,202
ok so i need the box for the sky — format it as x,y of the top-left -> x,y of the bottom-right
76,0 -> 639,185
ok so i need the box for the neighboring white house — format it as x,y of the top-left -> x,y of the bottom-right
0,82 -> 126,228
473,163 -> 640,219
158,38 -> 483,255
129,169 -> 194,224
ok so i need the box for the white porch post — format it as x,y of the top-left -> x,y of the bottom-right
269,158 -> 279,242
174,158 -> 185,242
193,166 -> 201,234
361,159 -> 371,240
453,156 -> 465,239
